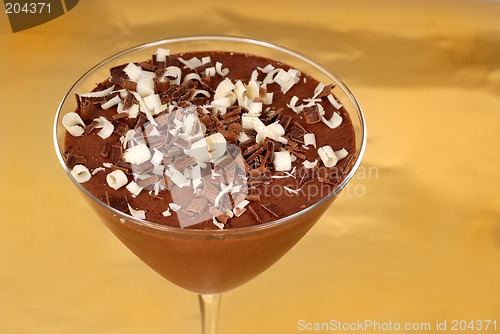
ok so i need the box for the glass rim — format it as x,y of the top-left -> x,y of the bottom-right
53,35 -> 367,235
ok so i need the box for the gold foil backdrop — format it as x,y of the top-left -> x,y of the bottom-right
0,0 -> 499,332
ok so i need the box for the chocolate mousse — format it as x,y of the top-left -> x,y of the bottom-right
63,49 -> 356,230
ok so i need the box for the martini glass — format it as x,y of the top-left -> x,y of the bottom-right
54,36 -> 366,334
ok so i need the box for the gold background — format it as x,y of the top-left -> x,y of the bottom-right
1,0 -> 499,332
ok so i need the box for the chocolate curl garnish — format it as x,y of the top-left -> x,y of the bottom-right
260,202 -> 284,218
121,80 -> 137,92
104,192 -> 129,212
65,153 -> 87,169
109,144 -> 124,164
297,166 -> 317,185
218,123 -> 242,143
185,198 -> 209,215
109,64 -> 128,85
302,105 -> 322,124
248,205 -> 262,223
317,83 -> 335,98
264,108 -> 283,124
278,115 -> 292,131
113,121 -> 129,136
138,61 -> 155,72
208,206 -> 230,224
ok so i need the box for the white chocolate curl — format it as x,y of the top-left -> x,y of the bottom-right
304,133 -> 316,147
273,151 -> 292,171
62,112 -> 85,137
71,164 -> 91,183
156,48 -> 170,62
123,144 -> 152,165
126,181 -> 143,197
162,208 -> 172,217
318,146 -> 338,168
95,116 -> 114,139
101,95 -> 121,110
233,200 -> 250,217
189,133 -> 227,162
327,94 -> 343,110
302,159 -> 318,169
106,170 -> 128,190
169,203 -> 181,211
215,61 -> 229,76
322,112 -> 343,129
335,148 -> 349,161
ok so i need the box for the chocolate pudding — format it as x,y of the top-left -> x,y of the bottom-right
60,47 -> 358,293
63,50 -> 356,230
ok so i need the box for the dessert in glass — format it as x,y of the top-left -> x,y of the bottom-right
53,36 -> 366,334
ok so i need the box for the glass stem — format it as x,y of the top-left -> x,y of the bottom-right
199,294 -> 222,334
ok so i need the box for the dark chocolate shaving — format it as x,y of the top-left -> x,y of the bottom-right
291,151 -> 307,160
111,112 -> 129,121
302,105 -> 322,124
260,202 -> 284,218
185,198 -> 209,215
101,142 -> 112,158
113,161 -> 133,175
199,180 -> 220,204
79,99 -> 93,122
139,61 -> 155,72
109,64 -> 128,85
248,166 -> 271,181
192,96 -> 209,105
264,108 -> 283,124
297,167 -> 316,185
194,61 -> 213,74
218,123 -> 241,143
278,115 -> 292,131
154,76 -> 171,94
247,205 -> 262,223
123,91 -> 136,109
104,192 -> 128,212
208,206 -> 230,224
113,121 -> 129,136
342,154 -> 357,176
75,94 -> 81,112
121,80 -> 137,92
173,134 -> 191,150
84,119 -> 99,135
164,56 -> 182,68
134,113 -> 147,130
109,144 -> 124,164
136,175 -> 160,188
173,156 -> 196,171
223,106 -> 242,119
293,121 -> 308,133
133,161 -> 155,175
317,84 -> 335,98
245,147 -> 264,164
287,126 -> 306,141
318,177 -> 338,186
221,115 -> 241,125
243,144 -> 261,158
65,153 -> 87,169
216,213 -> 230,224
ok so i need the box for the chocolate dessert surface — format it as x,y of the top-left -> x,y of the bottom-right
63,50 -> 356,229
